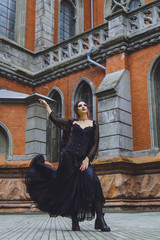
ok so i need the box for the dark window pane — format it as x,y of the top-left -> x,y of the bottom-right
0,0 -> 16,40
75,82 -> 93,119
0,130 -> 8,156
1,0 -> 8,7
0,16 -> 7,27
0,27 -> 6,36
1,5 -> 7,17
47,91 -> 62,163
7,29 -> 14,39
129,0 -> 140,11
60,0 -> 75,42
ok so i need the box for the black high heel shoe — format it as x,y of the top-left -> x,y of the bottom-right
95,213 -> 111,232
72,216 -> 80,231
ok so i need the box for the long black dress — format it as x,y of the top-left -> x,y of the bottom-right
25,112 -> 105,221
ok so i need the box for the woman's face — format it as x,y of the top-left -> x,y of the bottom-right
77,101 -> 88,116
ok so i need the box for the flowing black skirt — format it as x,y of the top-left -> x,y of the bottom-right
25,150 -> 105,221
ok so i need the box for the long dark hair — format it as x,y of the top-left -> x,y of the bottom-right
74,100 -> 90,120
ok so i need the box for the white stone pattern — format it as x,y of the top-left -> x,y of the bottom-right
111,0 -> 129,12
128,4 -> 160,33
41,27 -> 109,68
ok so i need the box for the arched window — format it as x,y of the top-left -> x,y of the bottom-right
155,65 -> 160,147
0,122 -> 13,157
0,128 -> 8,156
0,0 -> 16,40
60,0 -> 75,42
74,81 -> 93,119
148,55 -> 160,151
47,90 -> 62,163
129,0 -> 141,11
104,0 -> 144,20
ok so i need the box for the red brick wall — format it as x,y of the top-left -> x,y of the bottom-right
129,44 -> 160,151
145,0 -> 154,3
93,0 -> 105,27
0,77 -> 33,95
0,77 -> 33,155
0,105 -> 27,155
25,0 -> 36,51
34,66 -> 105,119
106,44 -> 160,151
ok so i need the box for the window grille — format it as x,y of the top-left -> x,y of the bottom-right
0,0 -> 16,40
50,92 -> 62,163
75,82 -> 93,119
60,0 -> 75,42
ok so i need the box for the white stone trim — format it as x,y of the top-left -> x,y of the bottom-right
48,86 -> 65,118
71,77 -> 96,120
147,52 -> 160,149
104,0 -> 145,20
0,121 -> 13,158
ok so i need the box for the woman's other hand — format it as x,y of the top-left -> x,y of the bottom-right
79,157 -> 89,171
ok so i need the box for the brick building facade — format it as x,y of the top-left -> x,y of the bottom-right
0,0 -> 160,212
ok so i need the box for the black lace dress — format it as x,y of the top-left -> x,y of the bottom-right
25,112 -> 105,221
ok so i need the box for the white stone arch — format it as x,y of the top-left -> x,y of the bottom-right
58,0 -> 84,42
147,53 -> 160,152
104,0 -> 145,20
0,122 -> 13,157
71,77 -> 96,120
48,86 -> 65,118
47,87 -> 65,162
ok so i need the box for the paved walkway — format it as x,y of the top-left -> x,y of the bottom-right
0,212 -> 160,240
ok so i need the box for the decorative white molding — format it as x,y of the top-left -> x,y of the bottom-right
0,121 -> 13,158
71,77 -> 96,120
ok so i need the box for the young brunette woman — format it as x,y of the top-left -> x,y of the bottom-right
25,99 -> 111,232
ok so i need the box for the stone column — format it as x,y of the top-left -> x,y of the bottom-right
25,102 -> 47,158
14,0 -> 27,47
106,11 -> 127,39
35,0 -> 55,52
96,69 -> 133,157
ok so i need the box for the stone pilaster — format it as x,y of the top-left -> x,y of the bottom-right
25,102 -> 47,157
35,0 -> 55,52
14,0 -> 27,47
96,69 -> 133,157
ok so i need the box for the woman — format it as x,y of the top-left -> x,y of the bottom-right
25,99 -> 111,232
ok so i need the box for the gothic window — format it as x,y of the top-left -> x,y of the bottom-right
104,0 -> 144,19
75,81 -> 93,119
60,0 -> 75,42
0,128 -> 8,156
129,0 -> 141,11
0,0 -> 16,40
155,66 -> 160,147
47,91 -> 62,163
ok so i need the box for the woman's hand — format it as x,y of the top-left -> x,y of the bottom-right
39,99 -> 48,107
39,99 -> 52,115
79,157 -> 89,172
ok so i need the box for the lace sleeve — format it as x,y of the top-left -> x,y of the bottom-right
49,111 -> 74,149
87,121 -> 99,162
49,111 -> 71,129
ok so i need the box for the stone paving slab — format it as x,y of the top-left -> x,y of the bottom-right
0,212 -> 160,240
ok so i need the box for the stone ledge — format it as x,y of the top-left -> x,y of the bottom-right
92,153 -> 160,175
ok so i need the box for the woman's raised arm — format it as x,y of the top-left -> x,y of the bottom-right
39,99 -> 70,128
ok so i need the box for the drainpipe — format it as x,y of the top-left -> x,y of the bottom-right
86,49 -> 107,74
91,0 -> 93,28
